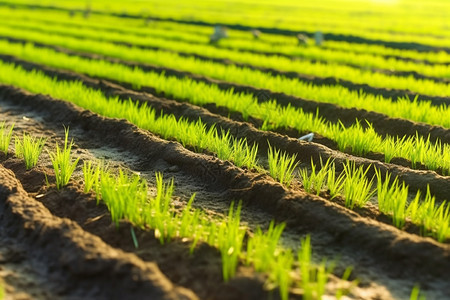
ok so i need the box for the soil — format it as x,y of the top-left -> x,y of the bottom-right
0,83 -> 449,299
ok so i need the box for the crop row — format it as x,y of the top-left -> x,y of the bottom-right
3,6 -> 449,68
1,32 -> 449,132
2,41 -> 450,174
2,9 -> 450,79
300,158 -> 450,242
4,14 -> 450,81
3,22 -> 450,98
1,61 -> 449,245
9,0 -> 449,49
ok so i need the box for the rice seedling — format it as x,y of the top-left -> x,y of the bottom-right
268,143 -> 299,187
342,161 -> 375,209
269,249 -> 294,300
299,158 -> 329,195
0,122 -> 14,155
335,266 -> 357,300
48,127 -> 80,189
217,201 -> 246,282
82,160 -> 103,196
246,221 -> 286,272
409,284 -> 426,300
298,235 -> 335,300
14,133 -> 46,169
326,161 -> 345,199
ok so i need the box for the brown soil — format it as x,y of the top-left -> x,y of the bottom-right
0,84 -> 449,299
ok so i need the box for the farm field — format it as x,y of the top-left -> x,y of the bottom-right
0,0 -> 449,299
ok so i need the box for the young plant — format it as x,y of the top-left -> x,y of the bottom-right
217,201 -> 245,282
14,133 -> 46,169
342,162 -> 375,209
326,161 -> 345,199
298,235 -> 334,300
409,284 -> 426,300
268,143 -> 299,187
0,122 -> 14,155
48,127 -> 80,189
269,249 -> 294,300
299,158 -> 328,195
246,221 -> 286,272
82,160 -> 102,195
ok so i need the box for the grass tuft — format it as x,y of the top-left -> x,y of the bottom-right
48,127 -> 79,189
14,133 -> 46,169
268,143 -> 299,187
0,122 -> 14,155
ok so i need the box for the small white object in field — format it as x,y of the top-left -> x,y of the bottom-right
314,31 -> 324,46
209,25 -> 228,43
251,29 -> 261,39
298,133 -> 314,142
296,33 -> 309,45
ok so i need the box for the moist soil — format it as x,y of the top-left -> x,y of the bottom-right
0,85 -> 449,299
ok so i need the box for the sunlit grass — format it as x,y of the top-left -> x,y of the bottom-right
48,127 -> 79,189
14,133 -> 46,169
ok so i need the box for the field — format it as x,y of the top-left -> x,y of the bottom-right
0,0 -> 449,299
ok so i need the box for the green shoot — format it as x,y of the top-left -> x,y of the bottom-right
217,201 -> 245,282
342,161 -> 375,209
14,133 -> 46,169
82,160 -> 102,194
48,127 -> 79,189
268,143 -> 299,187
0,122 -> 14,155
409,284 -> 426,300
246,221 -> 286,272
298,235 -> 334,300
270,249 -> 294,300
326,161 -> 345,199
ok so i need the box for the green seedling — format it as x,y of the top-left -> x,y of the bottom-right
409,284 -> 426,300
298,235 -> 334,300
217,201 -> 245,282
0,122 -> 14,155
299,158 -> 328,195
48,127 -> 79,189
246,220 -> 286,272
14,133 -> 46,169
326,161 -> 345,199
268,143 -> 299,187
82,160 -> 102,195
342,161 -> 375,209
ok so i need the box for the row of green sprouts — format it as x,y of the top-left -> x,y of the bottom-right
267,145 -> 450,242
1,52 -> 449,175
2,107 -> 449,244
0,122 -> 46,169
0,123 -> 359,299
82,160 -> 357,300
295,157 -> 450,242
